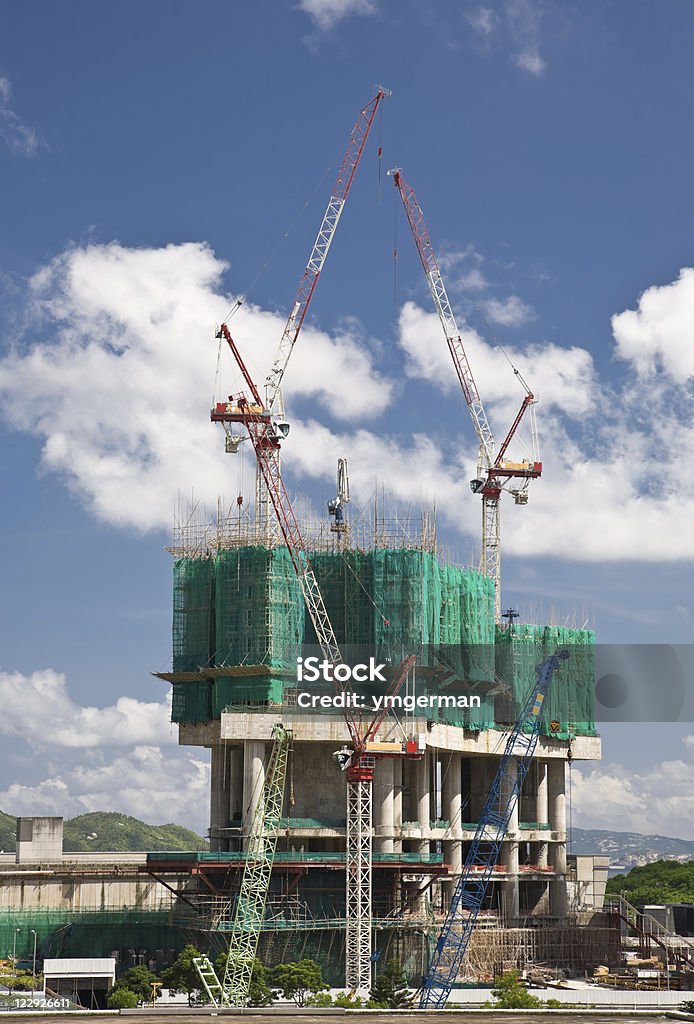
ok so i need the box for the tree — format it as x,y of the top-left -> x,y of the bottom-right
488,970 -> 544,1009
161,945 -> 203,1005
369,958 -> 411,1008
213,954 -> 273,1007
271,960 -> 327,1006
107,988 -> 139,1009
114,965 -> 160,1003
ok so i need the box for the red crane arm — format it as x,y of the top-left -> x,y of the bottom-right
265,87 -> 390,412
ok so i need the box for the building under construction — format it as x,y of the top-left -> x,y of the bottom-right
152,503 -> 602,985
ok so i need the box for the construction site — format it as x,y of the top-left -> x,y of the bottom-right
4,86 -> 693,1010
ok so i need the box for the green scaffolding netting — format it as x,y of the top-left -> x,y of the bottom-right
0,908 -> 182,963
172,546 -> 598,736
494,624 -> 596,737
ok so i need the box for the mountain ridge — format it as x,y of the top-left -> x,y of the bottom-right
0,810 -> 207,853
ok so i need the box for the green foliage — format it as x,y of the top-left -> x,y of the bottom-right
107,988 -> 139,1009
680,1000 -> 694,1014
161,945 -> 202,1004
0,969 -> 41,992
333,992 -> 364,1008
63,811 -> 208,852
214,955 -> 273,1007
306,991 -> 334,1006
606,859 -> 694,904
115,965 -> 160,1002
489,971 -> 545,1009
0,810 -> 15,852
271,959 -> 327,1006
369,958 -> 411,1009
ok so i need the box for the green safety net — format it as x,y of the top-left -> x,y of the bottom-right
0,908 -> 181,962
494,624 -> 596,737
171,546 -> 585,737
172,557 -> 215,673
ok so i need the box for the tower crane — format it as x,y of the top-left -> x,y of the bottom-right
389,169 -> 541,622
212,323 -> 420,996
419,650 -> 570,1008
229,87 -> 390,536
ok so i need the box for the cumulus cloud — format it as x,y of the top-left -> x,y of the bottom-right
612,267 -> 694,380
0,746 -> 210,833
298,0 -> 376,31
0,668 -> 174,748
2,239 -> 694,564
484,294 -> 535,327
0,74 -> 40,155
572,745 -> 694,838
0,241 -> 392,531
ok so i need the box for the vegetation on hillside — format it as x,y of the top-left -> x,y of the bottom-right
0,809 -> 207,853
606,859 -> 694,904
0,810 -> 15,852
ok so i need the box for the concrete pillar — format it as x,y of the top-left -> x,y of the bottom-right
548,758 -> 568,917
376,759 -> 394,853
210,744 -> 230,852
392,758 -> 403,854
502,759 -> 519,922
537,841 -> 549,868
229,747 -> 243,824
548,759 -> 566,834
442,752 -> 462,882
242,740 -> 265,849
536,760 -> 548,825
416,753 -> 430,857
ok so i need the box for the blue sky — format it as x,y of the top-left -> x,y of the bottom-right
1,0 -> 694,839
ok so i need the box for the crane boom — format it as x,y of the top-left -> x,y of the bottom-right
390,168 -> 542,622
389,168 -> 494,468
265,87 -> 390,414
419,650 -> 570,1008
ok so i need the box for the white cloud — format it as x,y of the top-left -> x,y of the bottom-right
572,748 -> 694,838
612,267 -> 694,380
0,668 -> 174,749
298,0 -> 376,31
484,294 -> 535,326
0,75 -> 40,155
506,0 -> 546,76
466,6 -> 499,37
0,746 -> 210,834
0,241 -> 392,531
3,240 -> 694,564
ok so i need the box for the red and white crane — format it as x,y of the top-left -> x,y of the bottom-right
212,324 -> 419,994
389,168 -> 541,622
224,87 -> 390,536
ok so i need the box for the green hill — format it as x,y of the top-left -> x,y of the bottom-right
63,812 -> 208,852
0,810 -> 207,853
606,859 -> 694,904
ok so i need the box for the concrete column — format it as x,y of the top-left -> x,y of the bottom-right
442,752 -> 462,882
548,758 -> 568,917
376,759 -> 395,853
548,759 -> 566,834
502,759 -> 519,922
536,760 -> 548,826
210,745 -> 229,852
392,758 -> 403,854
537,841 -> 549,868
502,840 -> 520,922
242,740 -> 265,849
416,753 -> 430,857
229,747 -> 243,824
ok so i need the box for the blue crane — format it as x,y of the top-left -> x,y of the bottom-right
419,650 -> 570,1008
